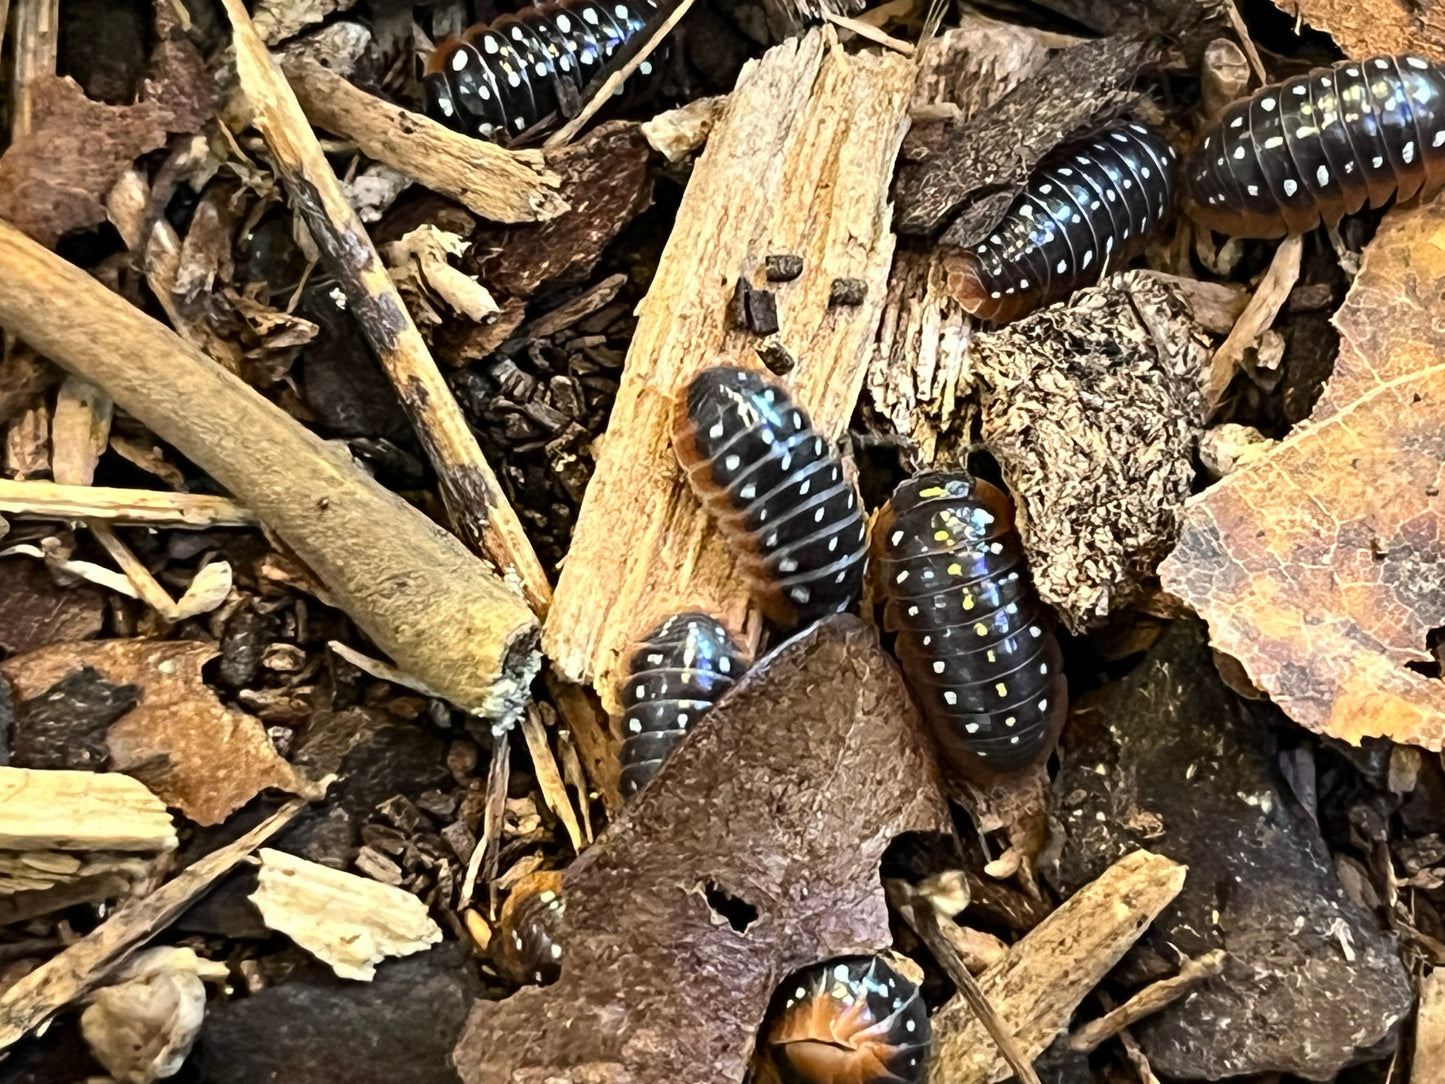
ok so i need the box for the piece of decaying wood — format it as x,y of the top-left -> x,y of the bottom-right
1416,969 -> 1445,1083
280,58 -> 566,224
0,767 -> 176,852
866,17 -> 1055,459
220,0 -> 552,619
49,376 -> 111,486
544,0 -> 699,149
927,849 -> 1188,1083
1206,233 -> 1303,410
1199,38 -> 1251,129
0,222 -> 539,723
1067,949 -> 1227,1053
0,797 -> 306,1053
249,848 -> 442,981
544,28 -> 916,702
0,479 -> 257,528
640,96 -> 726,162
7,0 -> 58,139
518,704 -> 584,853
1269,0 -> 1445,58
546,673 -> 622,818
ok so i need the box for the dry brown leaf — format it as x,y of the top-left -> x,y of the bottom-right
0,640 -> 308,824
1160,199 -> 1445,750
1268,0 -> 1445,58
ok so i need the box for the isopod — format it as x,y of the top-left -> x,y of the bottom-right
763,955 -> 931,1084
1185,55 -> 1445,238
618,611 -> 747,799
942,121 -> 1178,324
874,472 -> 1067,774
672,366 -> 868,628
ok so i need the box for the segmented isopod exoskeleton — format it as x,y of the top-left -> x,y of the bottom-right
672,366 -> 869,628
423,0 -> 664,142
617,611 -> 747,799
498,870 -> 565,985
1186,55 -> 1445,238
941,121 -> 1178,324
874,472 -> 1067,775
763,955 -> 931,1084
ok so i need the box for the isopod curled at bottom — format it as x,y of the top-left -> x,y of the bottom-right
762,955 -> 931,1084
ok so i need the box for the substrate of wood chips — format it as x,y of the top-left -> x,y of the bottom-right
0,1 -> 1441,1083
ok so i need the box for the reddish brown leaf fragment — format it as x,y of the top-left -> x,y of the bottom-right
452,617 -> 949,1084
1267,0 -> 1445,58
1,640 -> 307,825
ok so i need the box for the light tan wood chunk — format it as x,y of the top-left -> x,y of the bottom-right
250,848 -> 443,981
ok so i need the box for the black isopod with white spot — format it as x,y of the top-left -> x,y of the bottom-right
617,612 -> 747,800
423,0 -> 664,142
1185,54 -> 1445,238
874,472 -> 1067,776
942,121 -> 1178,324
672,366 -> 869,628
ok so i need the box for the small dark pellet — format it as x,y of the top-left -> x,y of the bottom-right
745,289 -> 780,336
828,277 -> 868,307
756,339 -> 796,375
765,254 -> 804,282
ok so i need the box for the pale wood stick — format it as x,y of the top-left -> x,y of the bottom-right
822,10 -> 916,55
544,29 -> 917,704
0,478 -> 258,528
519,704 -> 584,853
0,797 -> 306,1053
1206,233 -> 1303,410
543,0 -> 700,149
220,0 -> 553,617
1067,949 -> 1226,1053
0,220 -> 539,722
926,850 -> 1188,1083
89,523 -> 181,618
280,58 -> 567,224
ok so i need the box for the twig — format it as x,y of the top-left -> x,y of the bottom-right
822,10 -> 915,55
545,672 -> 622,817
220,0 -> 553,618
1067,949 -> 1226,1053
0,798 -> 307,1053
0,479 -> 258,528
89,523 -> 181,618
519,704 -> 585,853
543,0 -> 700,149
906,902 -> 1043,1084
1206,233 -> 1303,411
0,221 -> 540,722
280,58 -> 567,224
